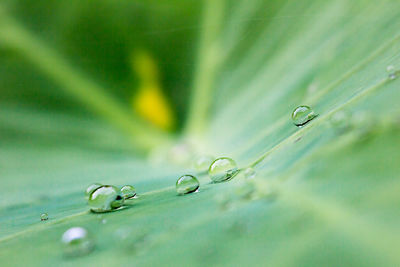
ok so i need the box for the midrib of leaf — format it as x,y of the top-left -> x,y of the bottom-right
184,0 -> 225,136
0,11 -> 171,152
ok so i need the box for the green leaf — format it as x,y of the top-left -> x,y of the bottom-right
1,0 -> 400,266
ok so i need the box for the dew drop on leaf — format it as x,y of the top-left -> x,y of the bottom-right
193,155 -> 214,172
40,213 -> 48,221
61,227 -> 94,257
208,157 -> 239,183
291,105 -> 318,127
243,167 -> 256,179
85,183 -> 102,198
120,185 -> 136,199
88,185 -> 124,213
176,175 -> 199,194
386,65 -> 397,80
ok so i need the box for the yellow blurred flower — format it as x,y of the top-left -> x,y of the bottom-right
131,50 -> 175,131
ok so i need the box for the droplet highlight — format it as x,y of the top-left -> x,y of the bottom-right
291,105 -> 317,126
120,185 -> 136,199
40,213 -> 48,221
85,183 -> 102,198
386,65 -> 397,80
176,175 -> 199,194
88,185 -> 124,213
208,157 -> 239,183
61,227 -> 94,257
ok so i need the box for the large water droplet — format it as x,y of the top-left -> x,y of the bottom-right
208,157 -> 239,183
386,65 -> 397,80
243,167 -> 256,179
85,183 -> 102,198
291,105 -> 317,126
40,213 -> 48,221
120,185 -> 136,199
88,185 -> 124,213
61,227 -> 94,257
176,175 -> 199,194
193,155 -> 214,172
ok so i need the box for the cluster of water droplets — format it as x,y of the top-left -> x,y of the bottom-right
86,183 -> 137,213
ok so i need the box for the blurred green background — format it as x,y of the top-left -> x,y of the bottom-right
0,0 -> 200,126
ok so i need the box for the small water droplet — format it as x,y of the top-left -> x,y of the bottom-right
88,185 -> 124,213
243,167 -> 256,179
120,185 -> 136,199
85,183 -> 102,198
291,105 -> 317,127
193,155 -> 214,172
61,227 -> 94,257
101,219 -> 107,224
386,65 -> 397,80
40,213 -> 48,221
176,175 -> 199,195
208,157 -> 239,183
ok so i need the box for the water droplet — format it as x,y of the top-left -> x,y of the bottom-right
88,185 -> 124,213
101,219 -> 107,224
208,157 -> 239,183
291,105 -> 317,127
61,227 -> 94,257
193,155 -> 214,172
85,183 -> 102,198
120,185 -> 136,199
40,213 -> 48,221
176,175 -> 199,195
243,167 -> 256,179
386,65 -> 397,80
